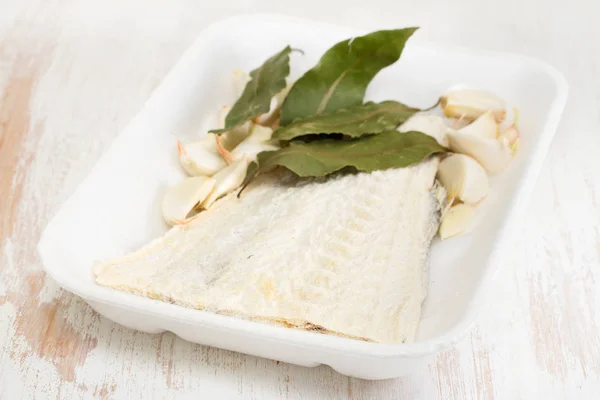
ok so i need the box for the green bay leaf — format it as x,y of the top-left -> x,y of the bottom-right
279,28 -> 418,126
272,101 -> 419,140
257,130 -> 446,177
212,46 -> 292,134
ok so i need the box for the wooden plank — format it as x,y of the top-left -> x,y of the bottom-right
0,1 -> 599,398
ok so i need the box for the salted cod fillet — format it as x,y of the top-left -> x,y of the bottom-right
94,158 -> 445,344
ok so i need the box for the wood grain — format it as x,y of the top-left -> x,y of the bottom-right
1,0 -> 599,399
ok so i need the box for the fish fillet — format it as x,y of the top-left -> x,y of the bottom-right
94,159 -> 444,344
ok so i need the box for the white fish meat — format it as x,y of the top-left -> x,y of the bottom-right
94,159 -> 445,344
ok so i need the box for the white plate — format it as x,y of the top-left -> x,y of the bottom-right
37,13 -> 568,379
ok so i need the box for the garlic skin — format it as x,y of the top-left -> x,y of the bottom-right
231,125 -> 280,162
399,114 -> 451,147
437,154 -> 489,204
457,110 -> 498,139
439,203 -> 476,240
201,158 -> 249,209
177,137 -> 228,177
447,132 -> 513,174
162,176 -> 216,225
441,89 -> 506,122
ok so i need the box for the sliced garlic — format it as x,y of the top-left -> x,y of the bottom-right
177,137 -> 228,176
162,176 -> 216,225
441,89 -> 506,122
447,132 -> 513,174
231,125 -> 280,162
439,203 -> 476,240
399,114 -> 451,147
457,110 -> 498,139
437,154 -> 489,204
201,158 -> 249,209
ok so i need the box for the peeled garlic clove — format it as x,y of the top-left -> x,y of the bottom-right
219,123 -> 253,151
439,203 -> 476,240
499,107 -> 520,132
232,70 -> 251,98
437,154 -> 489,204
441,89 -> 506,122
231,125 -> 280,162
399,114 -> 451,147
178,137 -> 228,177
233,141 -> 280,163
202,158 -> 249,209
256,82 -> 294,126
216,104 -> 252,151
457,110 -> 498,139
447,131 -> 513,174
162,176 -> 216,225
215,135 -> 233,165
217,105 -> 230,128
500,125 -> 520,152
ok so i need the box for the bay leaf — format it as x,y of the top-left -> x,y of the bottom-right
257,130 -> 446,177
212,46 -> 292,133
272,101 -> 419,140
279,28 -> 418,126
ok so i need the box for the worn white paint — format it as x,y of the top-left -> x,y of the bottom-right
0,0 -> 599,398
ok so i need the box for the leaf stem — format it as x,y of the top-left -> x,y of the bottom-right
422,97 -> 441,112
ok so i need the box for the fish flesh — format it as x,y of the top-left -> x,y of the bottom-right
94,158 -> 445,344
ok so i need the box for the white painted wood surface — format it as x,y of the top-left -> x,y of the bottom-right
1,0 -> 599,398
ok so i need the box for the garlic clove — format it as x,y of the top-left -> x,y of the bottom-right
439,203 -> 476,240
217,105 -> 230,128
441,89 -> 506,122
457,110 -> 498,139
162,176 -> 216,225
201,158 -> 249,209
256,81 -> 294,127
447,131 -> 513,174
215,135 -> 233,165
437,154 -> 489,204
177,137 -> 228,176
500,125 -> 520,152
399,114 -> 451,147
499,106 -> 520,132
231,125 -> 280,162
232,70 -> 251,98
212,104 -> 252,151
219,123 -> 253,151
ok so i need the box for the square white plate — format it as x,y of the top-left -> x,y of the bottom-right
38,13 -> 568,379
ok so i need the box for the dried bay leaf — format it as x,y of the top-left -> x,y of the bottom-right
279,28 -> 418,125
257,130 -> 446,177
272,101 -> 419,140
212,46 -> 292,133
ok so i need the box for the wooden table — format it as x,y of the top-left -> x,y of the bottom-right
1,1 -> 599,398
